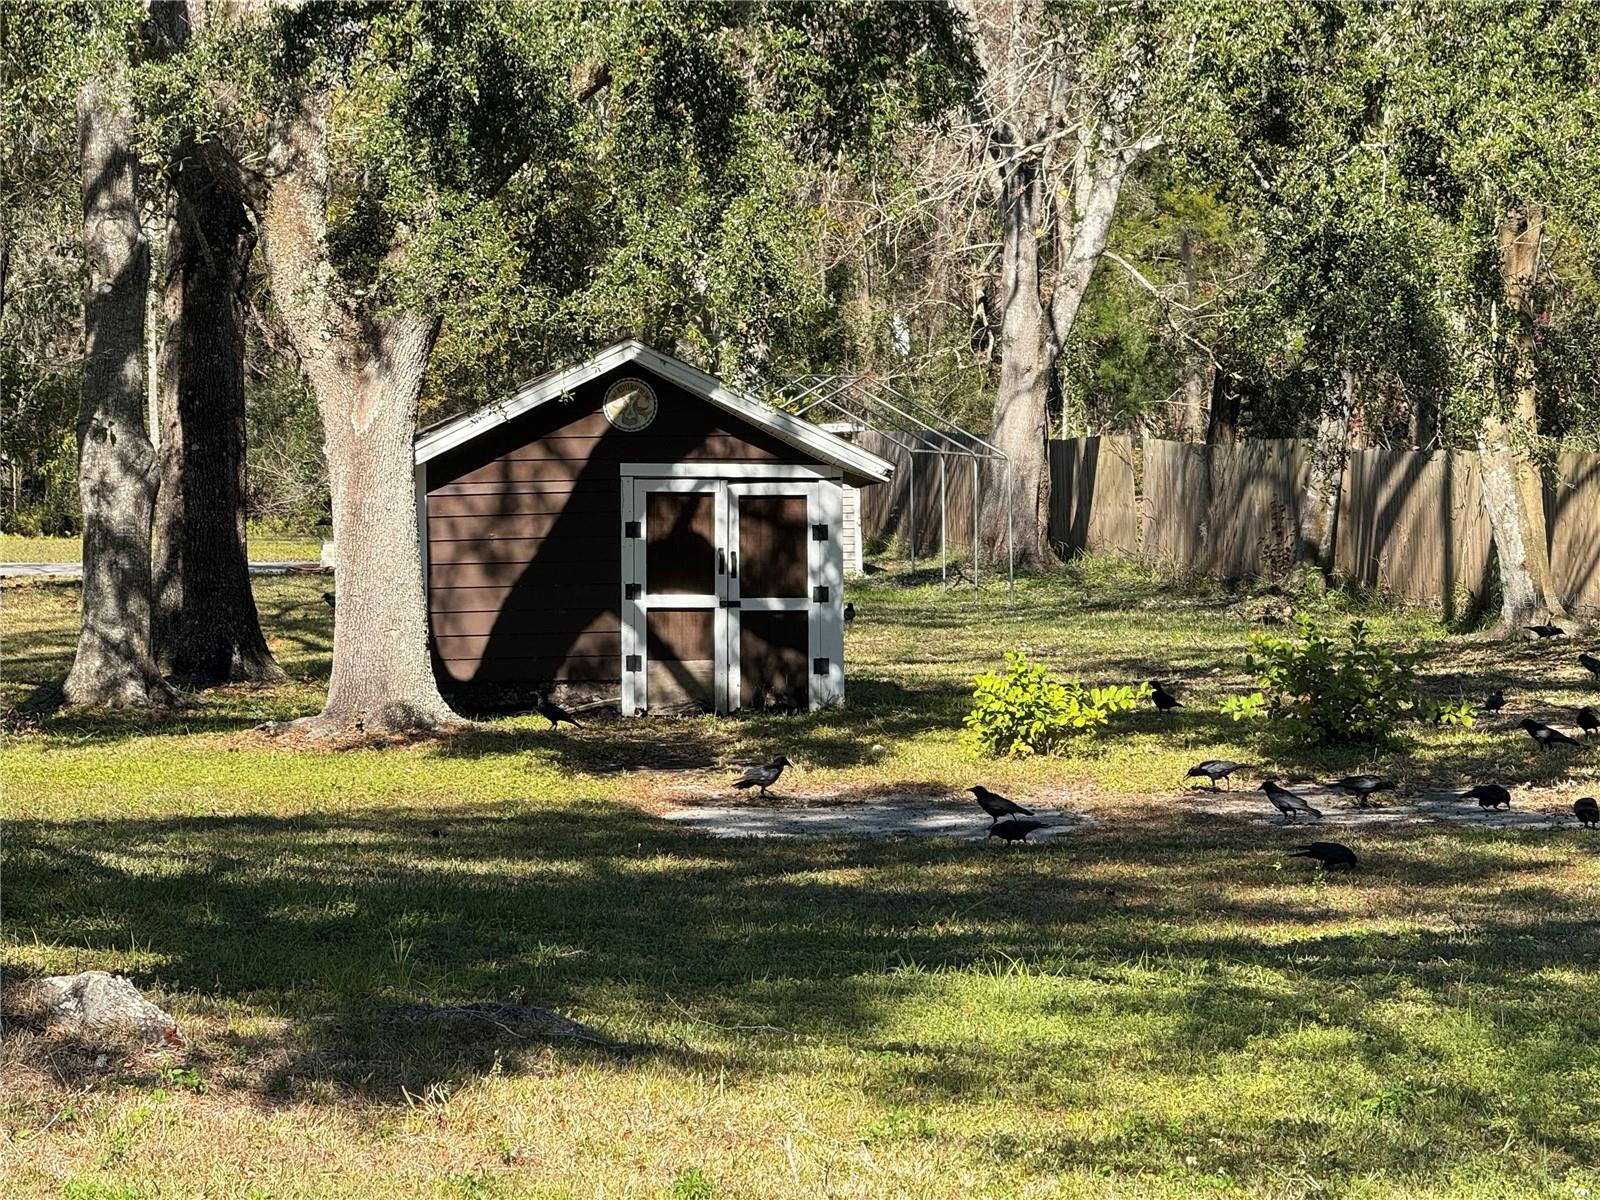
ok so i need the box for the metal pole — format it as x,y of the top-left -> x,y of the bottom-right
908,451 -> 917,578
939,454 -> 948,585
971,456 -> 980,591
1006,460 -> 1015,605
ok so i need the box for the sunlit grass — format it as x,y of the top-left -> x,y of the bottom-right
2,560 -> 1598,1198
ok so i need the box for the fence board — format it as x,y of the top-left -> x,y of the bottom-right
1049,436 -> 1137,556
1550,451 -> 1600,613
1140,439 -> 1304,579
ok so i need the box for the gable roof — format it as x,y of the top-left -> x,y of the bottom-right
414,340 -> 894,487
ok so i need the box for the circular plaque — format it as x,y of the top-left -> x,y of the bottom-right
602,378 -> 658,432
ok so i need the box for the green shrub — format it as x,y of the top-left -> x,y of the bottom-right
1241,617 -> 1419,746
962,651 -> 1146,757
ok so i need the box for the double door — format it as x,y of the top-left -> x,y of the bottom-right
621,471 -> 842,715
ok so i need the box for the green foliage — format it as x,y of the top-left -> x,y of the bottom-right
962,651 -> 1146,758
1242,617 -> 1420,746
1219,691 -> 1267,722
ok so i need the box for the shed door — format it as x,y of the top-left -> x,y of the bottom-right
625,479 -> 727,713
726,482 -> 817,712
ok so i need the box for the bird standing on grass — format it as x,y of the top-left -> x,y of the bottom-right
1520,718 -> 1578,750
1459,784 -> 1512,810
536,693 -> 582,730
1288,842 -> 1358,870
322,591 -> 336,610
1481,689 -> 1506,715
1574,796 -> 1599,828
988,817 -> 1046,845
1148,680 -> 1182,713
968,785 -> 1032,822
1262,778 -> 1322,823
1579,652 -> 1600,679
1526,624 -> 1566,639
843,602 -> 856,629
733,755 -> 791,797
1576,706 -> 1599,738
1325,775 -> 1398,807
1187,760 -> 1244,790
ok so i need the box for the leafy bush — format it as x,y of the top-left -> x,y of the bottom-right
962,651 -> 1146,757
1241,617 -> 1419,746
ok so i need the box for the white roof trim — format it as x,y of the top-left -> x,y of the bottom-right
413,340 -> 894,486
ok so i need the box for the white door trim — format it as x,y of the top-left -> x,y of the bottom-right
622,462 -> 842,481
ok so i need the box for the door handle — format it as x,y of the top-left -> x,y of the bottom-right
718,548 -> 726,575
730,551 -> 738,578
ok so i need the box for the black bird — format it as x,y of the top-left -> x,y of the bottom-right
1148,680 -> 1182,713
314,514 -> 333,527
1574,796 -> 1599,828
1289,841 -> 1358,870
733,755 -> 791,796
1481,689 -> 1506,715
321,591 -> 336,609
1325,775 -> 1398,807
843,602 -> 856,628
1460,783 -> 1512,810
968,785 -> 1032,821
1577,706 -> 1599,737
536,693 -> 582,730
1526,624 -> 1566,639
1519,717 -> 1578,750
988,817 -> 1046,845
1262,777 -> 1322,823
1186,759 -> 1244,790
1579,652 -> 1600,679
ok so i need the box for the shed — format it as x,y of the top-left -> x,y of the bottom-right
413,340 -> 894,715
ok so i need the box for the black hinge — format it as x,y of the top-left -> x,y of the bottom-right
721,599 -> 741,609
812,523 -> 829,541
813,657 -> 829,676
624,520 -> 641,538
625,583 -> 642,600
812,585 -> 829,603
625,654 -> 642,672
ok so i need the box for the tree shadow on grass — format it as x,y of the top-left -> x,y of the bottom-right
6,803 -> 1598,1138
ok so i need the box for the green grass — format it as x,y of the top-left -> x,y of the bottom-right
3,560 -> 1598,1199
0,529 -> 321,564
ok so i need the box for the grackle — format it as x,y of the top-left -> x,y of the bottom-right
844,602 -> 856,628
322,591 -> 336,609
968,785 -> 1032,821
1148,680 -> 1182,713
1325,775 -> 1398,807
1577,706 -> 1599,737
1526,624 -> 1566,639
1575,796 -> 1599,828
1289,841 -> 1358,870
1263,777 -> 1322,823
988,817 -> 1046,845
1187,759 -> 1244,790
1520,718 -> 1578,750
733,755 -> 791,796
536,693 -> 582,730
1580,652 -> 1600,679
1481,689 -> 1506,715
1460,783 -> 1512,809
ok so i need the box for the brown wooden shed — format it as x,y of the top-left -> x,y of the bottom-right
412,340 -> 894,714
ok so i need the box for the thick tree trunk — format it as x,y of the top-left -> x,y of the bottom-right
981,158 -> 1054,567
259,97 -> 457,732
151,141 -> 284,686
64,75 -> 168,707
1206,370 -> 1239,444
1295,368 -> 1352,573
1477,202 -> 1564,633
1175,231 -> 1208,440
146,0 -> 281,687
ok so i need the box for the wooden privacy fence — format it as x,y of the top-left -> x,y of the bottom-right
855,433 -> 1600,611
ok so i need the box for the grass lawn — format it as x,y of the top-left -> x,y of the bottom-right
3,562 -> 1598,1199
0,530 -> 321,565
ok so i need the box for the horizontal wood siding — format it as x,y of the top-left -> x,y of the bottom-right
424,361 -> 829,691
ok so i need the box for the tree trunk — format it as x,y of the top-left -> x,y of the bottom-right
1295,368 -> 1351,574
981,156 -> 1054,567
151,139 -> 284,686
1477,202 -> 1564,633
1206,369 -> 1239,444
63,75 -> 168,707
259,97 -> 457,733
1175,230 -> 1208,440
